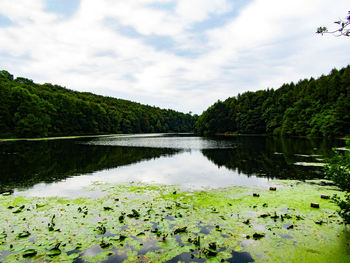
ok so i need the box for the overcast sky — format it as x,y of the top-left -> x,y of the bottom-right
0,0 -> 349,114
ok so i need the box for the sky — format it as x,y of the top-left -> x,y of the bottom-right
0,0 -> 349,114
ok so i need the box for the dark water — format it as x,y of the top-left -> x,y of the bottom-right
0,134 -> 344,197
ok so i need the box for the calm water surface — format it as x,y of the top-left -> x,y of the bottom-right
0,134 -> 344,197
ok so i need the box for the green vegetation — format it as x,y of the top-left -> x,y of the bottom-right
0,181 -> 348,262
317,11 -> 350,37
195,65 -> 350,137
0,70 -> 195,138
324,142 -> 350,223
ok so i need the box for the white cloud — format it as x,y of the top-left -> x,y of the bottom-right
0,0 -> 349,114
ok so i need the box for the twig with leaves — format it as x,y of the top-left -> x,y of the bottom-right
316,11 -> 350,37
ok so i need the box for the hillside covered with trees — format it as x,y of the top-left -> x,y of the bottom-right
0,70 -> 195,138
195,65 -> 350,137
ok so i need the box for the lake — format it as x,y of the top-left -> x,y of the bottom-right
0,134 -> 344,197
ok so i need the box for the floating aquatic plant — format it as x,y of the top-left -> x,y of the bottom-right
0,181 -> 348,262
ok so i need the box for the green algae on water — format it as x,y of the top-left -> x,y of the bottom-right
0,182 -> 349,263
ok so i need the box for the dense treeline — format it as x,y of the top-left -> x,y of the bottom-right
0,70 -> 195,138
195,65 -> 350,137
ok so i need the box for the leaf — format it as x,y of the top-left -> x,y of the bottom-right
47,248 -> 61,257
253,233 -> 265,239
94,225 -> 106,235
17,231 -> 30,238
174,227 -> 187,234
127,209 -> 140,218
13,205 -> 25,214
99,240 -> 112,249
22,249 -> 37,258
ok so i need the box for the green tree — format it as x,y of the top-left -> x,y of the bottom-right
324,143 -> 350,223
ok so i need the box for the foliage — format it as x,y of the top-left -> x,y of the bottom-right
324,142 -> 350,223
195,65 -> 350,137
317,11 -> 350,37
0,71 -> 196,138
324,144 -> 350,191
331,194 -> 350,224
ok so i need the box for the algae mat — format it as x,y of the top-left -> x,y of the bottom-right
0,182 -> 349,262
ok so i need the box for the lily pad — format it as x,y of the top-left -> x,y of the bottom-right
17,231 -> 30,238
22,249 -> 37,258
47,248 -> 61,257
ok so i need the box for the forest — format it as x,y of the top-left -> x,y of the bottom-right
195,65 -> 350,137
0,70 -> 195,138
1,65 -> 350,139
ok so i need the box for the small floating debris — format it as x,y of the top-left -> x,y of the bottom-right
311,203 -> 320,208
321,195 -> 330,199
253,193 -> 260,197
269,187 -> 276,191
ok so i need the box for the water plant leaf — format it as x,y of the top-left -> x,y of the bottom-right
47,248 -> 61,257
13,205 -> 25,213
22,249 -> 37,258
174,227 -> 187,234
127,209 -> 140,218
94,225 -> 106,235
17,231 -> 30,238
99,240 -> 112,249
0,181 -> 348,262
253,233 -> 265,239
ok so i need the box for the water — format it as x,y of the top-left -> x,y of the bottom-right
0,134 -> 344,197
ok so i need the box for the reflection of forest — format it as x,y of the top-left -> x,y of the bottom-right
201,136 -> 341,180
0,139 -> 179,192
0,136 -> 342,193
